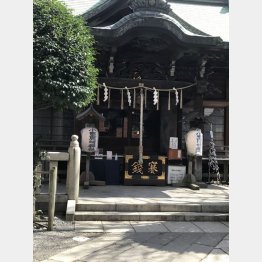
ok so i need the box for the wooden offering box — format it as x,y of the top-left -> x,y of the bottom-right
124,155 -> 166,186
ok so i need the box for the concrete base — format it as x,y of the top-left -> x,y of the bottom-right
76,202 -> 228,213
35,193 -> 68,213
66,200 -> 76,221
74,211 -> 228,221
83,181 -> 89,189
196,182 -> 208,188
90,180 -> 106,186
124,180 -> 166,186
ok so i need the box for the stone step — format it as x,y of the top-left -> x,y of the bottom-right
76,202 -> 229,213
74,211 -> 229,222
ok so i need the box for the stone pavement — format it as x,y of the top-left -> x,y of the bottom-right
36,184 -> 229,261
78,184 -> 229,205
37,221 -> 229,262
40,184 -> 229,205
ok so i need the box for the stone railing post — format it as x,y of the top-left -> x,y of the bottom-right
66,135 -> 81,200
34,163 -> 42,195
48,166 -> 57,231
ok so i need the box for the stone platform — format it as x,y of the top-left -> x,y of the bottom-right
39,184 -> 229,221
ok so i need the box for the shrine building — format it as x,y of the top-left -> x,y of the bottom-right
33,0 -> 229,186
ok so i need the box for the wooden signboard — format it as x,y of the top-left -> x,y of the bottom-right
124,155 -> 166,186
168,149 -> 182,160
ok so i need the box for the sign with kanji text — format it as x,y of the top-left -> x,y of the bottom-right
127,159 -> 163,177
185,129 -> 203,156
81,127 -> 99,152
169,137 -> 178,149
167,165 -> 186,184
124,155 -> 166,186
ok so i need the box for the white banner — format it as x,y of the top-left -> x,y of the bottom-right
169,137 -> 178,149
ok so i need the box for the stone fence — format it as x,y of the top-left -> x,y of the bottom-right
34,135 -> 81,215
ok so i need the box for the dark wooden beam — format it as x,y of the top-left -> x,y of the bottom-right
203,100 -> 229,107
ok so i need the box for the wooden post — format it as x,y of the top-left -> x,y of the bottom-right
187,156 -> 196,184
84,152 -> 90,189
188,158 -> 193,175
48,165 -> 57,231
127,109 -> 132,146
194,156 -> 203,182
177,107 -> 183,149
139,87 -> 144,164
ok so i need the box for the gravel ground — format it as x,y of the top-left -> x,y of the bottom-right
33,215 -> 102,262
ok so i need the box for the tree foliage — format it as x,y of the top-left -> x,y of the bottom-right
33,0 -> 98,111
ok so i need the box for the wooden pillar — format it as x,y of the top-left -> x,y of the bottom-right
127,108 -> 132,146
84,152 -> 90,189
177,107 -> 183,149
194,156 -> 203,182
139,88 -> 144,164
191,85 -> 204,182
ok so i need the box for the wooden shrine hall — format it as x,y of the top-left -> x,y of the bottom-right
34,0 -> 229,186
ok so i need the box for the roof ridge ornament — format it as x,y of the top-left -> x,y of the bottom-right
129,0 -> 171,14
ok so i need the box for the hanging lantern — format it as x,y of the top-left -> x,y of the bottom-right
185,128 -> 203,156
81,127 -> 99,153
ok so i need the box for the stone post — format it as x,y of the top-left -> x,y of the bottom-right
187,156 -> 196,184
48,166 -> 57,231
66,135 -> 81,200
194,156 -> 203,182
84,153 -> 90,189
34,163 -> 42,195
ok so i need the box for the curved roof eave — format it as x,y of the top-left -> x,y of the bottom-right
82,0 -> 210,37
76,104 -> 105,121
82,0 -> 127,20
90,11 -> 225,47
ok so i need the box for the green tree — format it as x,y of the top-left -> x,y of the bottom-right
33,0 -> 98,111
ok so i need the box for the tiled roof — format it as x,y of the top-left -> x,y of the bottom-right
59,0 -> 229,41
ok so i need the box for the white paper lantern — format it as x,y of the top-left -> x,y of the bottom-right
81,127 -> 99,152
185,129 -> 203,156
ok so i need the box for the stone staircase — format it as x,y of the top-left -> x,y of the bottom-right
74,201 -> 229,222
